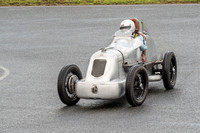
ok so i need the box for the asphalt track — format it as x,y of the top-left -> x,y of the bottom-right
0,4 -> 200,133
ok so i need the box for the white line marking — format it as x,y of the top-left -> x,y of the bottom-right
0,66 -> 10,81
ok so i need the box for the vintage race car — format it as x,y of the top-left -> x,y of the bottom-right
57,19 -> 177,106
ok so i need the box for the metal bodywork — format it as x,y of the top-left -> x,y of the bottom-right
76,21 -> 160,99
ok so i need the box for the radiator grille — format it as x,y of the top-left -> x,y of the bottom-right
91,59 -> 107,77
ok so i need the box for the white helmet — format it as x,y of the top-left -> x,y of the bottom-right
120,19 -> 135,33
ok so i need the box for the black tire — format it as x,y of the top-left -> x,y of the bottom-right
162,52 -> 177,90
57,64 -> 82,106
126,65 -> 149,106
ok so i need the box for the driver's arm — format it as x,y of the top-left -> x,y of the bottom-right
139,35 -> 147,62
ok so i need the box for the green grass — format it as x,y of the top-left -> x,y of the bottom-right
0,0 -> 199,6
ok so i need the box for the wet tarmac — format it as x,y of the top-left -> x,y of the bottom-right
0,4 -> 200,133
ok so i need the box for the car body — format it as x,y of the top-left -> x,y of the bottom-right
76,21 -> 158,99
57,19 -> 177,106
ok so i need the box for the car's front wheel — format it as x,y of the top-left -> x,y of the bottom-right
57,64 -> 82,106
126,65 -> 149,106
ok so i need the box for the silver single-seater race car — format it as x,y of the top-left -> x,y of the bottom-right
57,18 -> 177,106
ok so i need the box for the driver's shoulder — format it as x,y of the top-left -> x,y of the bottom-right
136,34 -> 144,40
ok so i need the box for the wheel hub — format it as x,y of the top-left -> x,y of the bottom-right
68,75 -> 78,94
134,74 -> 145,99
170,61 -> 176,83
65,73 -> 79,96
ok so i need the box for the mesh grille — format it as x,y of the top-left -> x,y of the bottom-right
91,59 -> 107,77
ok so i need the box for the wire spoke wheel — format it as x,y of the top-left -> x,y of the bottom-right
57,65 -> 82,106
163,52 -> 177,90
126,65 -> 148,106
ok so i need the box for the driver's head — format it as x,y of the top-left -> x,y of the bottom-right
120,19 -> 135,33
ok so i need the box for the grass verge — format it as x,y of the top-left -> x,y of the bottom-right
0,0 -> 199,6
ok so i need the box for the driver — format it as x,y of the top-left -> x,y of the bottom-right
120,19 -> 147,62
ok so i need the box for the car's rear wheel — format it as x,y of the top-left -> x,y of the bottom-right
126,65 -> 149,106
162,52 -> 177,90
57,64 -> 82,106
